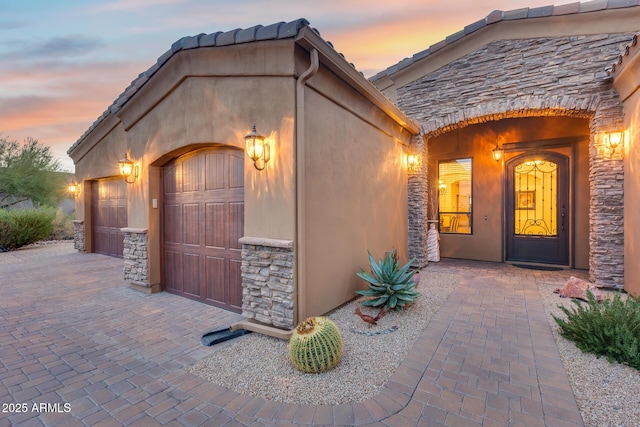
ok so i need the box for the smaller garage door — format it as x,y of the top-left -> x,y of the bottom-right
91,179 -> 127,258
162,147 -> 244,312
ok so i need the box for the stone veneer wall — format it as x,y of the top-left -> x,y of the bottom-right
408,134 -> 428,267
72,220 -> 85,252
397,33 -> 634,288
239,237 -> 295,329
122,228 -> 150,288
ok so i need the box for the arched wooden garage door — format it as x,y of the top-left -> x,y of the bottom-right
91,179 -> 127,258
162,147 -> 244,312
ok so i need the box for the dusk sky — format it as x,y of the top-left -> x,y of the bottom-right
1,0 -> 573,171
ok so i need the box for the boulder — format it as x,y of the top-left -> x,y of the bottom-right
554,276 -> 604,303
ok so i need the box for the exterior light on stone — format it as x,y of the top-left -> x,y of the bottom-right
407,153 -> 420,173
605,131 -> 624,158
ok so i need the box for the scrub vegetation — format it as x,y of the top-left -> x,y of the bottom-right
553,291 -> 640,370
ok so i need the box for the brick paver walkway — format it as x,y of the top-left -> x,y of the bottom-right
0,242 -> 586,426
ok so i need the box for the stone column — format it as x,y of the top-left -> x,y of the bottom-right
239,237 -> 295,329
589,94 -> 625,289
407,135 -> 428,268
72,220 -> 85,252
122,228 -> 157,293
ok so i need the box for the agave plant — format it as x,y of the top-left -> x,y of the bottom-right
356,249 -> 420,311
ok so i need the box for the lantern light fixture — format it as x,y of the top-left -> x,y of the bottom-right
605,131 -> 624,158
68,180 -> 80,196
491,143 -> 503,162
406,153 -> 420,173
118,153 -> 139,184
244,124 -> 270,171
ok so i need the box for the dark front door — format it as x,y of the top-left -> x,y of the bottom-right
162,147 -> 244,312
506,152 -> 569,265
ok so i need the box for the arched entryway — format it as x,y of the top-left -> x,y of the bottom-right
161,147 -> 244,312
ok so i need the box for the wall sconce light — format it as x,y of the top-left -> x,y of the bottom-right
406,153 -> 420,173
605,131 -> 624,158
118,153 -> 139,184
491,143 -> 503,162
68,180 -> 80,196
244,124 -> 270,171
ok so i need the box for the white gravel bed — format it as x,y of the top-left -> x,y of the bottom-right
188,271 -> 458,405
537,282 -> 640,427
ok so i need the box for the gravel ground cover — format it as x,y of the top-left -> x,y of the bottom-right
537,282 -> 640,427
188,271 -> 458,405
189,267 -> 640,426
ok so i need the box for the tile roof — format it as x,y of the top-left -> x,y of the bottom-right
609,33 -> 639,74
369,0 -> 640,83
69,19 -> 315,154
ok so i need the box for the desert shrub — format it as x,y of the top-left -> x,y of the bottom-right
553,291 -> 640,370
0,208 -> 56,251
356,248 -> 420,312
49,208 -> 74,240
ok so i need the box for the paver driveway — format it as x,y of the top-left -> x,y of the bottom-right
1,242 -> 586,426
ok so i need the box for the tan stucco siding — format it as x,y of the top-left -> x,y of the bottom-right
623,90 -> 639,297
613,37 -> 640,297
300,85 -> 410,320
121,75 -> 297,239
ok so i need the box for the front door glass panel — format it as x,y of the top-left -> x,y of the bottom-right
514,160 -> 558,237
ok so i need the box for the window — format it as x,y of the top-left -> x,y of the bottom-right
438,158 -> 472,234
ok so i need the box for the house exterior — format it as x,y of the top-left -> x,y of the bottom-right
67,19 -> 419,330
69,1 -> 640,330
371,1 -> 640,295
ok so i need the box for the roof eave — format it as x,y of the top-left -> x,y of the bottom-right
295,26 -> 421,136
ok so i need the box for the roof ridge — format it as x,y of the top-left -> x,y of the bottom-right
369,0 -> 640,82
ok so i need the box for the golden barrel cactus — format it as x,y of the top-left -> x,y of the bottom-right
289,317 -> 343,373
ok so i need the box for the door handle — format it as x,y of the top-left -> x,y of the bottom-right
561,213 -> 565,231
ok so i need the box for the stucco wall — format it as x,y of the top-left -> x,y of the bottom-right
622,89 -> 639,298
297,59 -> 413,322
613,38 -> 640,298
71,41 -> 298,290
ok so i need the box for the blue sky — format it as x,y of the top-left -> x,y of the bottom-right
0,0 -> 571,170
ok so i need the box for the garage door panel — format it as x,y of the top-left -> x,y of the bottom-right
164,204 -> 181,244
164,250 -> 182,293
182,253 -> 201,297
205,203 -> 225,248
205,153 -> 225,190
163,165 -> 180,194
205,256 -> 226,303
229,154 -> 244,189
182,204 -> 200,246
229,202 -> 244,251
182,156 -> 200,192
163,147 -> 243,312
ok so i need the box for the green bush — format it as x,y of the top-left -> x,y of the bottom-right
553,291 -> 640,370
356,248 -> 420,312
49,208 -> 74,240
0,208 -> 56,251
